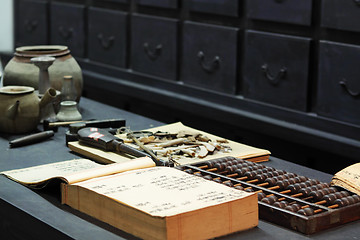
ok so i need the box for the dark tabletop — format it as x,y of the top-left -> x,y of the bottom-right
0,98 -> 359,240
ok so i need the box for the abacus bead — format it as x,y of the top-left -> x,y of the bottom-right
273,200 -> 289,209
256,174 -> 267,182
308,179 -> 320,185
353,195 -> 360,203
287,183 -> 301,193
184,169 -> 193,174
298,208 -> 315,216
298,176 -> 308,182
261,196 -> 277,205
194,172 -> 203,177
323,194 -> 337,204
258,192 -> 266,201
334,198 -> 345,207
264,172 -> 274,178
345,196 -> 356,205
277,179 -> 290,189
203,175 -> 213,180
245,171 -> 257,179
223,181 -> 234,187
225,166 -> 235,173
245,188 -> 254,193
234,185 -> 244,191
265,178 -> 277,186
213,178 -> 222,183
214,163 -> 223,170
276,170 -> 287,175
235,168 -> 246,176
299,187 -> 312,196
287,178 -> 297,185
327,187 -> 337,193
310,190 -> 324,201
285,203 -> 301,212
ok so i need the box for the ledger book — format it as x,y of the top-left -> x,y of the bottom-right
2,157 -> 258,240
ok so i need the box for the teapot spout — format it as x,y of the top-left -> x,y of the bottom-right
39,88 -> 57,109
6,100 -> 20,120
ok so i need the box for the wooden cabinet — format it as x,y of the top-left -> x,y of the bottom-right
182,22 -> 238,94
137,0 -> 178,9
131,14 -> 178,80
50,2 -> 85,58
16,0 -> 48,47
246,0 -> 313,26
88,7 -> 128,68
188,0 -> 239,16
321,0 -> 360,32
243,30 -> 310,111
317,41 -> 360,125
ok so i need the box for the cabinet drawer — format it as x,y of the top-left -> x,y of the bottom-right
243,30 -> 311,111
50,2 -> 85,57
88,7 -> 127,68
17,0 -> 48,46
131,14 -> 178,80
246,0 -> 312,26
181,21 -> 238,94
317,41 -> 360,125
137,0 -> 178,9
321,0 -> 360,32
188,0 -> 239,17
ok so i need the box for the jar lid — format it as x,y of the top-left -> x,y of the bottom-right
0,86 -> 34,95
15,45 -> 70,58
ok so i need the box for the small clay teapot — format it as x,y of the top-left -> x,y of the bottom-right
0,86 -> 57,134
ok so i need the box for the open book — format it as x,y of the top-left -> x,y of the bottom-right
331,163 -> 360,195
68,122 -> 271,165
2,157 -> 258,240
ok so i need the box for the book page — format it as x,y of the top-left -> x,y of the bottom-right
74,167 -> 253,217
1,159 -> 100,185
2,157 -> 155,186
331,163 -> 360,195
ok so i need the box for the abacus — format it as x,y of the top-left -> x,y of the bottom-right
177,156 -> 360,234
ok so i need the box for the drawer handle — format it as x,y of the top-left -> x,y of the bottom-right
274,0 -> 286,3
97,34 -> 115,49
58,26 -> 73,40
353,0 -> 360,6
339,79 -> 360,97
24,19 -> 38,32
197,51 -> 220,73
261,64 -> 287,85
143,42 -> 162,60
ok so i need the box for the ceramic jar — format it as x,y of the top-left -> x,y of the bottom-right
3,45 -> 83,102
56,101 -> 82,122
0,86 -> 57,134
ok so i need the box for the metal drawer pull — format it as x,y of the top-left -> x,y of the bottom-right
24,19 -> 38,32
274,0 -> 286,3
97,34 -> 115,49
197,51 -> 220,73
143,42 -> 162,60
339,79 -> 360,97
58,26 -> 73,40
261,64 -> 287,85
353,0 -> 360,6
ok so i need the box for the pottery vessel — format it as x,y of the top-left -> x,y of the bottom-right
0,86 -> 57,134
56,101 -> 82,122
3,45 -> 83,102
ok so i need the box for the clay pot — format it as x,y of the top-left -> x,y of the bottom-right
0,86 -> 57,134
3,45 -> 83,102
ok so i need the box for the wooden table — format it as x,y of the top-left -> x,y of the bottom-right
0,98 -> 359,239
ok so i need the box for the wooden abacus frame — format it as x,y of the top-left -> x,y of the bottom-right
177,158 -> 360,235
